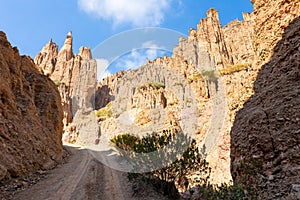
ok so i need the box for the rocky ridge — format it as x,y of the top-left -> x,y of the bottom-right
0,32 -> 63,183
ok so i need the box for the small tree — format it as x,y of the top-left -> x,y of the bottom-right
111,130 -> 211,197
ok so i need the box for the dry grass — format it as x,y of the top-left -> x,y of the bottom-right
219,63 -> 251,75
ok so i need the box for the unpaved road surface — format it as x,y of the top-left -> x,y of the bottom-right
9,144 -> 167,200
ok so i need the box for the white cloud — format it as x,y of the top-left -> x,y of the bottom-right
95,42 -> 169,81
114,44 -> 167,70
115,49 -> 146,70
142,40 -> 166,60
78,0 -> 172,27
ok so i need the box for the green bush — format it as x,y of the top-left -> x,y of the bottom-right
187,73 -> 203,83
149,81 -> 165,90
111,131 -> 210,198
111,131 -> 256,199
111,130 -> 174,153
202,70 -> 219,79
198,182 -> 250,200
110,133 -> 138,151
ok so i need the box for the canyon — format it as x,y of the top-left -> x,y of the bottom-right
0,0 -> 299,199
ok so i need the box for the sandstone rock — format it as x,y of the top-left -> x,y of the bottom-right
94,9 -> 255,186
34,38 -> 58,76
196,8 -> 232,70
231,0 -> 300,198
95,71 -> 126,109
223,12 -> 255,65
250,0 -> 300,68
0,31 -> 63,182
171,9 -> 256,185
35,32 -> 96,132
79,46 -> 92,60
57,31 -> 73,62
174,8 -> 254,70
72,59 -> 98,145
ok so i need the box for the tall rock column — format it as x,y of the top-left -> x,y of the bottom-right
34,39 -> 58,76
57,31 -> 73,62
196,9 -> 233,70
35,32 -> 97,131
172,8 -> 255,185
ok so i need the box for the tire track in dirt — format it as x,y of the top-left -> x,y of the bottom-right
12,145 -> 91,200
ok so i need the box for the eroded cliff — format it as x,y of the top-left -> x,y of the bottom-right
0,32 -> 63,182
231,0 -> 300,198
35,32 -> 96,130
35,32 -> 97,144
95,9 -> 256,185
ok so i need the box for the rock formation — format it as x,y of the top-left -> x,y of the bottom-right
95,9 -> 255,185
231,0 -> 300,198
0,32 -> 63,182
174,9 -> 254,70
23,1 -> 299,197
172,9 -> 255,184
95,71 -> 126,110
35,32 -> 97,136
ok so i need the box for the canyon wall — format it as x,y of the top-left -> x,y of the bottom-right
96,9 -> 255,185
0,32 -> 63,182
172,8 -> 255,184
231,0 -> 300,199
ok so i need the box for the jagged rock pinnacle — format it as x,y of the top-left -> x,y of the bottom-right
58,31 -> 73,61
79,46 -> 92,60
34,37 -> 58,75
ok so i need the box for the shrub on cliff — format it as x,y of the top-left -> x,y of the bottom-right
111,131 -> 210,198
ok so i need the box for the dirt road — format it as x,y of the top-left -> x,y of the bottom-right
10,144 -> 167,200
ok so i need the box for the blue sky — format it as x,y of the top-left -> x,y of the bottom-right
0,0 -> 253,80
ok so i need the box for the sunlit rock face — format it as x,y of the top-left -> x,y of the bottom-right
95,9 -> 256,185
0,31 -> 63,182
35,32 -> 96,131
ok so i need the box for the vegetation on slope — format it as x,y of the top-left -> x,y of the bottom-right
111,131 -> 255,199
95,102 -> 113,119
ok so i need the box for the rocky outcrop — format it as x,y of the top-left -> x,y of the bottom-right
251,0 -> 300,69
93,4 -> 300,195
196,8 -> 232,70
231,0 -> 300,198
34,39 -> 58,76
171,9 -> 255,184
94,9 -> 256,185
57,31 -> 73,62
95,71 -> 126,110
97,56 -> 205,138
223,12 -> 255,65
71,58 -> 98,145
0,32 -> 63,182
174,9 -> 254,70
35,32 -> 96,131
